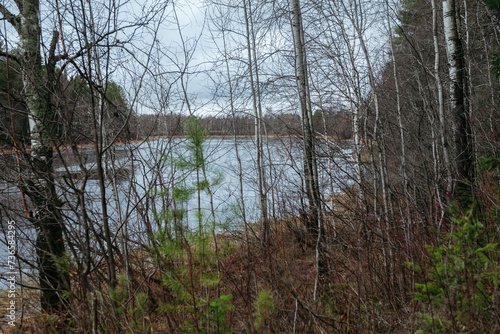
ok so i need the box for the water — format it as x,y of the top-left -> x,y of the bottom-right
0,137 -> 356,286
112,136 -> 355,228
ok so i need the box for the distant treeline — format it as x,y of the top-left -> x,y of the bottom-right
1,76 -> 352,144
1,50 -> 352,145
135,109 -> 352,139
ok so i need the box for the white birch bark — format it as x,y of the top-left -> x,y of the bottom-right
0,0 -> 70,312
443,0 -> 474,199
432,0 -> 454,197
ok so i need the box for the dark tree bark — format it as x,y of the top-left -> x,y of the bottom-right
0,0 -> 70,312
443,0 -> 475,204
289,0 -> 322,236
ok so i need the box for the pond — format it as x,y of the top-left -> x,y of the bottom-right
0,136 -> 356,284
72,136 -> 356,230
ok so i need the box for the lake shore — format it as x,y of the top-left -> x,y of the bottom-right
0,134 -> 353,155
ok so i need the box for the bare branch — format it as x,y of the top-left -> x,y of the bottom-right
49,30 -> 59,61
0,49 -> 22,65
0,4 -> 18,29
55,25 -> 141,67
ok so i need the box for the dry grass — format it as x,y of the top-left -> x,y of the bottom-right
2,197 -> 496,333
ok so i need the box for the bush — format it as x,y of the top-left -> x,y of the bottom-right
411,207 -> 500,333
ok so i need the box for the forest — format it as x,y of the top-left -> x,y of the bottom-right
0,0 -> 499,332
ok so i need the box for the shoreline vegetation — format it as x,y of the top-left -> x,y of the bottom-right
0,134 -> 353,154
0,0 -> 499,331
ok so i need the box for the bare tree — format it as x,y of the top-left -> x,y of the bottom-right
443,0 -> 475,203
0,0 -> 70,313
289,0 -> 322,237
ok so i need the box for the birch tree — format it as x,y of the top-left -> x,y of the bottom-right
242,0 -> 269,244
289,0 -> 322,237
0,0 -> 70,312
443,0 -> 475,203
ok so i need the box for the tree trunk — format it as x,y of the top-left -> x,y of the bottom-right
243,0 -> 269,244
0,0 -> 70,312
289,0 -> 322,237
443,0 -> 475,203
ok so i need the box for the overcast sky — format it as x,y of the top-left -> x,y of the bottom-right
0,0 -> 390,117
